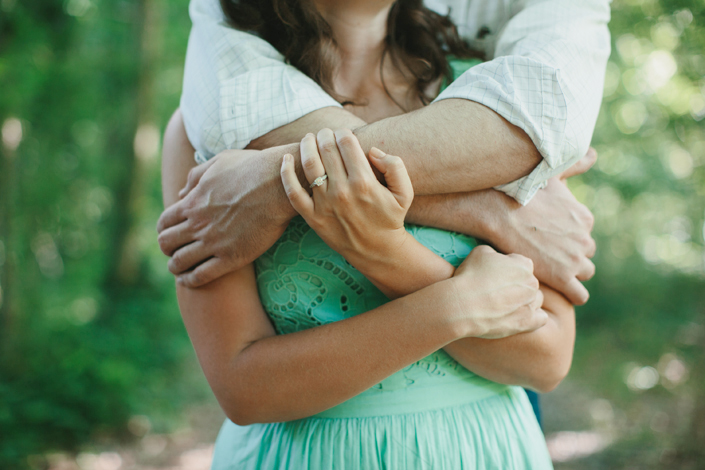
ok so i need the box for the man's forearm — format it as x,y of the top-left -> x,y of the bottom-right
354,99 -> 541,195
251,143 -> 504,239
250,99 -> 541,197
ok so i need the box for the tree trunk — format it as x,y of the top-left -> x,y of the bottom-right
0,140 -> 16,359
102,0 -> 162,292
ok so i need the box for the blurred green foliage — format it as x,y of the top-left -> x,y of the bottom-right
0,0 -> 703,468
0,0 -> 202,467
551,0 -> 705,468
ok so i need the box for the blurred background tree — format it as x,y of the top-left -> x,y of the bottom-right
0,0 -> 703,468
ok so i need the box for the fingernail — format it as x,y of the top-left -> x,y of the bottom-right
283,154 -> 292,163
369,147 -> 386,159
305,133 -> 314,138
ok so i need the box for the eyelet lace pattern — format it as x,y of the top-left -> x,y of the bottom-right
254,216 -> 481,390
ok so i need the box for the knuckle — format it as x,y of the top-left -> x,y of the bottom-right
181,197 -> 196,213
320,140 -> 338,154
302,156 -> 318,171
579,234 -> 591,247
530,275 -> 540,290
168,256 -> 182,274
559,272 -> 574,286
535,290 -> 545,305
336,133 -> 359,148
285,188 -> 300,203
588,237 -> 597,255
169,264 -> 181,277
189,272 -> 203,287
523,285 -> 537,304
512,253 -> 532,269
157,235 -> 170,254
581,206 -> 595,226
333,188 -> 350,204
475,245 -> 493,257
569,251 -> 582,264
351,177 -> 371,193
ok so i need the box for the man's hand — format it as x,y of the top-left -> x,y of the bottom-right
157,145 -> 297,287
485,149 -> 598,305
406,148 -> 597,305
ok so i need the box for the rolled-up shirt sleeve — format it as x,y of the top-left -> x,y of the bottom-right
433,0 -> 611,204
180,0 -> 342,162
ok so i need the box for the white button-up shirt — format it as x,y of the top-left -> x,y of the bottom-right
180,0 -> 611,204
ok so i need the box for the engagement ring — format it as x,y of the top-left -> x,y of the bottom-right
310,174 -> 328,188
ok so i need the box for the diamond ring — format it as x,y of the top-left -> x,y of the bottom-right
309,174 -> 328,188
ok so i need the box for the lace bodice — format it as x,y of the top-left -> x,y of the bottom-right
254,216 -> 498,399
255,217 -> 477,335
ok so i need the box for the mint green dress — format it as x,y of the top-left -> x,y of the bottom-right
210,59 -> 554,470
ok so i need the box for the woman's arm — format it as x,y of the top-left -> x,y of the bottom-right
347,225 -> 574,392
283,130 -> 575,393
161,111 -> 547,426
350,228 -> 573,393
446,285 -> 574,393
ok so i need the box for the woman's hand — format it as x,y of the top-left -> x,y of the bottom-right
450,245 -> 548,339
280,128 -> 414,269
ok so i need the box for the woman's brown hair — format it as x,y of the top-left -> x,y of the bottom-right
219,0 -> 482,108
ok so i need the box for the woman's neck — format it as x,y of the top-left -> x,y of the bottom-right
315,1 -> 417,121
318,2 -> 390,92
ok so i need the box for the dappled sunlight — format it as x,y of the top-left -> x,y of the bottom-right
1,0 -> 703,469
547,431 -> 613,463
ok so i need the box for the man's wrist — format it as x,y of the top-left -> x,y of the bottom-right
473,190 -> 510,242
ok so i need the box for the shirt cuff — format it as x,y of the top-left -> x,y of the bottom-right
495,150 -> 585,205
494,161 -> 549,206
433,56 -> 575,204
